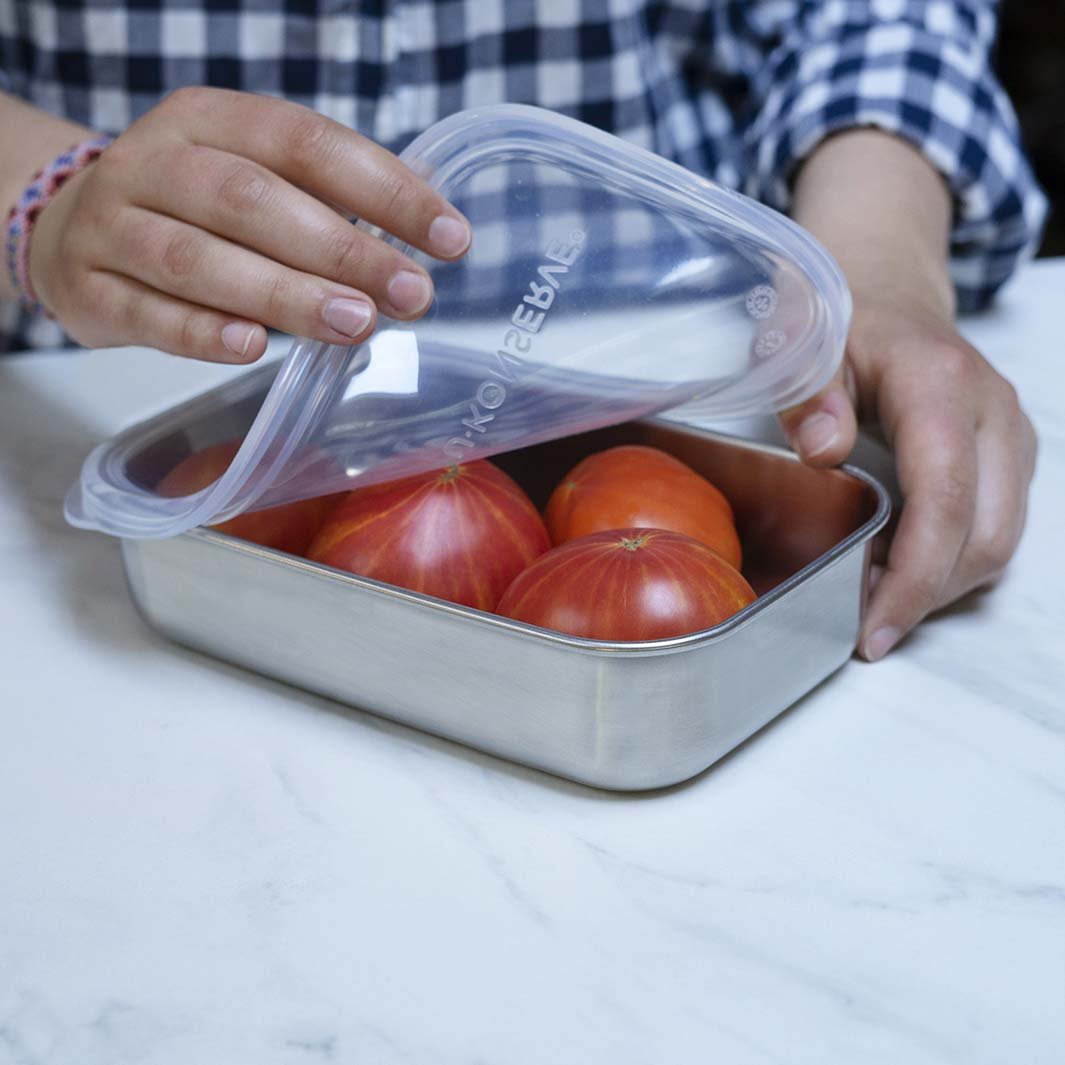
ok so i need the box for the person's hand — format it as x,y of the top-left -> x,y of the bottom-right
786,129 -> 1036,660
27,87 -> 471,362
780,294 -> 1036,661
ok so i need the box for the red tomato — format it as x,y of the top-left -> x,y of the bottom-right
156,439 -> 337,555
307,460 -> 550,611
497,528 -> 755,641
545,445 -> 742,569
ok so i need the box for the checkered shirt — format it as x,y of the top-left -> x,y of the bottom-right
0,0 -> 1047,353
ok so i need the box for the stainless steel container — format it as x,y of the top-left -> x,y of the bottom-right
119,411 -> 889,791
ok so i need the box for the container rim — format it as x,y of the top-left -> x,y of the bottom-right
180,424 -> 891,658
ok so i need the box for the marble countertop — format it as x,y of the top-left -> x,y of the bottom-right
2,260 -> 1063,1065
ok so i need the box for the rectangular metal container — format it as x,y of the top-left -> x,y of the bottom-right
120,418 -> 889,791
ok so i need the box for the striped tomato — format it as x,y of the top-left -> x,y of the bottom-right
307,460 -> 550,610
497,528 -> 755,640
545,445 -> 742,569
156,439 -> 337,555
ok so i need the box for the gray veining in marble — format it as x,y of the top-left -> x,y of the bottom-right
2,266 -> 1064,1064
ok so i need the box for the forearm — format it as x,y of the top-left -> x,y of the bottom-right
791,129 -> 956,322
0,92 -> 94,301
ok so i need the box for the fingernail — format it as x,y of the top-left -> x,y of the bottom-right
323,297 -> 374,338
796,411 -> 839,458
221,322 -> 255,358
864,626 -> 900,662
428,214 -> 471,258
387,270 -> 432,315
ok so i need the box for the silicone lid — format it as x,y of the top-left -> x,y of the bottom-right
66,104 -> 850,539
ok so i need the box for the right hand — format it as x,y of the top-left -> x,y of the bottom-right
786,130 -> 1037,661
28,87 -> 472,362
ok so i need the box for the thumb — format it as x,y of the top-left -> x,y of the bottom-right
778,363 -> 858,468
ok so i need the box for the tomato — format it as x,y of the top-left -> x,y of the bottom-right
497,528 -> 755,640
545,445 -> 742,569
307,460 -> 550,610
156,439 -> 337,555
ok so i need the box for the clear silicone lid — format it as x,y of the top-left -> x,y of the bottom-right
66,104 -> 850,539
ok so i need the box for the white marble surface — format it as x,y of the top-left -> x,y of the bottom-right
2,261 -> 1064,1065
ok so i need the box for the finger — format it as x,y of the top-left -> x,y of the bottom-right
137,145 -> 435,320
109,207 -> 381,344
867,562 -> 885,598
860,402 -> 978,660
778,363 -> 858,467
163,88 -> 472,260
941,394 -> 1037,604
870,503 -> 898,567
88,269 -> 268,363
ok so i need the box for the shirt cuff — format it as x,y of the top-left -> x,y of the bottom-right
744,12 -> 1047,310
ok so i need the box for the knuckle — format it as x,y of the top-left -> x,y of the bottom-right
176,308 -> 205,356
216,161 -> 273,215
930,342 -> 975,387
966,531 -> 1015,577
930,465 -> 975,524
260,271 -> 294,322
326,227 -> 368,281
377,169 -> 413,215
286,111 -> 334,164
906,570 -> 944,615
164,84 -> 213,117
995,375 -> 1021,412
160,230 -> 201,281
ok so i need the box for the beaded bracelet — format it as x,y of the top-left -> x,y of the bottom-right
4,134 -> 114,310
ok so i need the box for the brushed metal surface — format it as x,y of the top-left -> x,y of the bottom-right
121,421 -> 889,790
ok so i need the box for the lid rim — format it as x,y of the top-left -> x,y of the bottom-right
67,104 -> 851,539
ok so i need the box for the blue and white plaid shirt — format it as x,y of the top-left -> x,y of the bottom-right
0,0 -> 1046,353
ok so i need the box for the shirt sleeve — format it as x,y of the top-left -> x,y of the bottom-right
741,0 -> 1047,311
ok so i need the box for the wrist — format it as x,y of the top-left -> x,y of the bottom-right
838,244 -> 955,326
792,129 -> 956,322
0,92 -> 96,302
5,135 -> 112,311
25,164 -> 92,315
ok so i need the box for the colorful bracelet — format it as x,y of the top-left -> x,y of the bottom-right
4,134 -> 114,310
